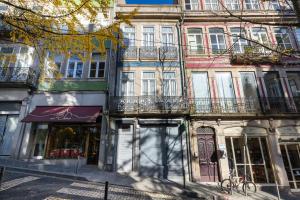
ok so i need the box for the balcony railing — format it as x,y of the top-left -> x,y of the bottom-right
0,67 -> 38,86
110,96 -> 188,113
119,46 -> 138,60
139,46 -> 158,60
190,98 -> 260,114
119,46 -> 178,60
260,97 -> 297,114
110,96 -> 300,115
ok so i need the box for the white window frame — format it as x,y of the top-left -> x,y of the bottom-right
187,28 -> 204,54
230,27 -> 248,53
141,71 -> 156,96
161,26 -> 174,47
185,0 -> 199,10
245,0 -> 260,10
45,52 -> 64,78
88,53 -> 106,78
205,0 -> 219,10
273,27 -> 293,50
65,55 -> 83,78
251,27 -> 271,54
123,26 -> 135,47
142,26 -> 155,47
120,71 -> 135,96
268,0 -> 281,10
209,28 -> 227,54
163,71 -> 177,96
225,0 -> 240,10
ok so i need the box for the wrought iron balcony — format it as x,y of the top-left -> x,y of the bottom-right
0,67 -> 38,87
110,96 -> 188,114
159,47 -> 178,60
119,46 -> 138,60
190,98 -> 260,114
260,97 -> 298,114
139,47 -> 158,60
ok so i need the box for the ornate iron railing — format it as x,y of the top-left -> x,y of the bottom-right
159,47 -> 178,60
119,46 -> 138,60
190,98 -> 260,113
110,96 -> 188,113
139,47 -> 158,60
0,67 -> 38,86
260,97 -> 297,113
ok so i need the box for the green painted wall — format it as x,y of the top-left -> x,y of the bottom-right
38,80 -> 108,92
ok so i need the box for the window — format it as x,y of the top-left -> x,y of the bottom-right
295,28 -> 300,46
240,72 -> 258,99
123,27 -> 135,47
274,27 -> 293,50
192,72 -> 211,112
230,28 -> 248,53
185,0 -> 199,10
142,72 -> 156,96
209,28 -> 226,54
245,0 -> 260,10
269,0 -> 281,10
216,72 -> 236,112
163,72 -> 177,96
161,27 -> 173,47
251,27 -> 270,54
187,28 -> 203,54
121,72 -> 134,96
205,0 -> 219,10
143,27 -> 154,47
225,0 -> 240,10
226,137 -> 274,183
263,72 -> 284,97
66,55 -> 83,78
46,53 -> 64,78
89,53 -> 105,78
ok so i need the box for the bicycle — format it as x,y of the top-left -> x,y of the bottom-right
221,172 -> 257,195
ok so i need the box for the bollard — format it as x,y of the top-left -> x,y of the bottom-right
104,181 -> 109,200
0,166 -> 5,189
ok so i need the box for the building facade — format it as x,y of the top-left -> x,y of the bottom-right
108,0 -> 188,184
182,0 -> 300,191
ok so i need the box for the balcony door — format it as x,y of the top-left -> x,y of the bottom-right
0,115 -> 19,156
192,72 -> 211,112
216,72 -> 236,112
240,72 -> 259,112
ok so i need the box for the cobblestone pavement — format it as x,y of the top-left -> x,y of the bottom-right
0,170 -> 198,200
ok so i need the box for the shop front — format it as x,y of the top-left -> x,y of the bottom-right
22,106 -> 102,166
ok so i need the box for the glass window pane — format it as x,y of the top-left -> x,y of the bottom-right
75,62 -> 83,78
67,62 -> 75,77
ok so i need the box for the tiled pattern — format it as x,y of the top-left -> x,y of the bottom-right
0,176 -> 40,191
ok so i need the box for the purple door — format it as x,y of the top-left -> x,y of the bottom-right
197,133 -> 219,182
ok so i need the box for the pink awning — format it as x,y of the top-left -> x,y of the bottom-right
22,106 -> 102,123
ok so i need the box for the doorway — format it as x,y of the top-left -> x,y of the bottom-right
196,127 -> 219,182
86,126 -> 100,165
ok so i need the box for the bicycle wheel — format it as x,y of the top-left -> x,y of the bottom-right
221,179 -> 233,193
242,181 -> 257,194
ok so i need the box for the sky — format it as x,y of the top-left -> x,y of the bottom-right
125,0 -> 174,4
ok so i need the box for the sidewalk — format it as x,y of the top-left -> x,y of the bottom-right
0,158 -> 299,200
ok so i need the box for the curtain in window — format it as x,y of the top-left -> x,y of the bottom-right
192,72 -> 211,112
121,72 -> 134,96
142,72 -> 155,96
143,27 -> 154,47
216,72 -> 236,112
163,72 -> 176,96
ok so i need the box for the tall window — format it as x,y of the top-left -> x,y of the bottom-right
269,0 -> 281,10
121,72 -> 134,96
245,0 -> 260,10
225,0 -> 240,10
187,28 -> 203,54
230,28 -> 248,53
209,28 -> 226,54
205,0 -> 219,10
89,53 -> 105,78
142,72 -> 156,96
263,72 -> 284,97
161,27 -> 173,47
216,72 -> 236,112
46,52 -> 63,78
123,27 -> 135,47
295,28 -> 300,46
274,27 -> 293,50
66,55 -> 83,78
192,72 -> 211,112
143,27 -> 154,47
185,0 -> 199,10
251,27 -> 270,54
0,46 -> 14,68
240,72 -> 258,99
163,72 -> 177,96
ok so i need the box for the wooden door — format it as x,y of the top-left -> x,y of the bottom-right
197,133 -> 219,182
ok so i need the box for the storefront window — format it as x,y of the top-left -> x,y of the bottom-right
225,137 -> 274,183
33,125 -> 48,158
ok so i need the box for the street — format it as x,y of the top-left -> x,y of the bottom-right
0,170 -> 187,200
